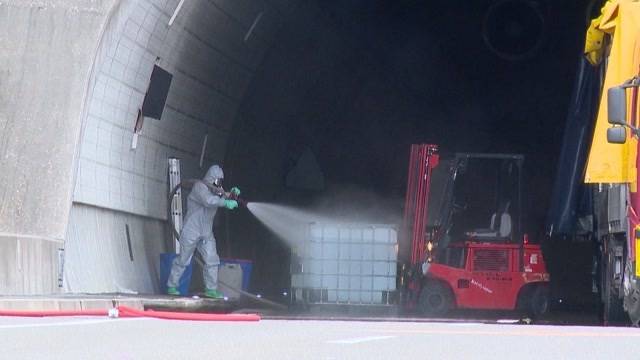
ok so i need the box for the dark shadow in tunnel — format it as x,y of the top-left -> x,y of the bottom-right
215,0 -> 596,307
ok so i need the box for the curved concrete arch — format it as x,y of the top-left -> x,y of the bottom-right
64,0 -> 292,293
0,0 -> 294,294
1,1 -> 119,294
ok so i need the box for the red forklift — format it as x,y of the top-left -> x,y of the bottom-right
401,145 -> 550,317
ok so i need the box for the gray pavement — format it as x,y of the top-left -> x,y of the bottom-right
1,316 -> 639,359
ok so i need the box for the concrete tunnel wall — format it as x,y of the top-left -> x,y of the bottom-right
0,0 -> 296,295
1,1 -> 117,294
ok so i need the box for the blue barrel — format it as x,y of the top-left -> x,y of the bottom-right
160,253 -> 193,295
220,258 -> 253,291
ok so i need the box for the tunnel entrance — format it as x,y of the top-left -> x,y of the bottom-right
211,1 -> 598,319
2,0 -> 600,322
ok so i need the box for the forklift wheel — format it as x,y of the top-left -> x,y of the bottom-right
528,285 -> 550,318
419,282 -> 453,317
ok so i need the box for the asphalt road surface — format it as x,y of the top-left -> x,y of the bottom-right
2,316 -> 639,359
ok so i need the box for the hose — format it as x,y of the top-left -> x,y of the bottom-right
0,306 -> 260,322
167,180 -> 287,311
117,306 -> 260,321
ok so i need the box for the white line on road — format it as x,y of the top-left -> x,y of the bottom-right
327,336 -> 396,344
0,318 -> 148,330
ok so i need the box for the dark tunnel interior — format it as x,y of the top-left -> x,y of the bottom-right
205,0 -> 600,306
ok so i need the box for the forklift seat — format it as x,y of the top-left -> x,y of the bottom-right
468,202 -> 511,240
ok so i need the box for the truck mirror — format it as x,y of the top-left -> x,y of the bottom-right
607,126 -> 627,144
608,86 -> 627,125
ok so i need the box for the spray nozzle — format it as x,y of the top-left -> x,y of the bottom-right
227,191 -> 248,207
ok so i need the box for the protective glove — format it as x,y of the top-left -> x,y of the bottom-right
224,199 -> 239,210
230,187 -> 241,196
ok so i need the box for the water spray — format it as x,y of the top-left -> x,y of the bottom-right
167,180 -> 286,310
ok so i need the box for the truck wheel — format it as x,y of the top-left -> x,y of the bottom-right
625,289 -> 640,327
419,282 -> 452,317
603,284 -> 626,325
602,237 -> 626,325
624,263 -> 640,327
528,285 -> 550,317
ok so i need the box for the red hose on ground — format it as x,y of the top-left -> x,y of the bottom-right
117,306 -> 260,321
0,306 -> 260,322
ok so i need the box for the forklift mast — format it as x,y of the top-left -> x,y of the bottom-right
403,144 -> 439,267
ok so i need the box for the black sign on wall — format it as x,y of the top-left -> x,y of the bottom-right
142,65 -> 173,120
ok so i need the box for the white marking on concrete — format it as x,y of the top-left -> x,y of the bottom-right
169,0 -> 186,26
199,134 -> 208,168
16,237 -> 21,271
327,336 -> 395,344
131,132 -> 139,150
0,233 -> 64,244
244,12 -> 263,42
0,318 -> 147,330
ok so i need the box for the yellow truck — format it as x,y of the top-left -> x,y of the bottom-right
583,0 -> 640,326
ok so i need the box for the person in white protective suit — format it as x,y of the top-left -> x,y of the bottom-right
166,164 -> 239,298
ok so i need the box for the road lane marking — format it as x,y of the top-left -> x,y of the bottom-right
327,336 -> 396,344
0,318 -> 147,330
370,328 -> 640,338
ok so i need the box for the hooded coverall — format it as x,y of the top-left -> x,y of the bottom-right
167,165 -> 228,291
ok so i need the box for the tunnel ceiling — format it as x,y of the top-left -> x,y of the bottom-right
229,0 -> 593,225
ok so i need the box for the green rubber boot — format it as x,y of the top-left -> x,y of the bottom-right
204,288 -> 224,299
167,287 -> 180,296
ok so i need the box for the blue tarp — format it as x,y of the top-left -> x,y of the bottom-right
546,56 -> 603,236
